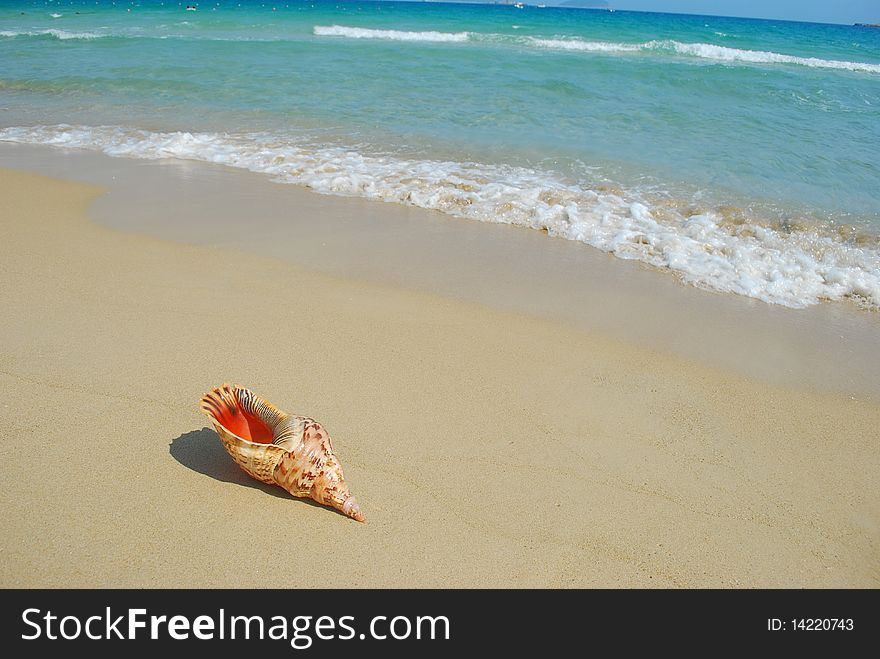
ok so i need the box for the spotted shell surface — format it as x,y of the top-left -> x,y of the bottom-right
200,384 -> 365,522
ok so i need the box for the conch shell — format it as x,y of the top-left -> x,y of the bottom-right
199,384 -> 366,522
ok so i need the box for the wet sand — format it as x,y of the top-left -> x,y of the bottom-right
3,142 -> 879,401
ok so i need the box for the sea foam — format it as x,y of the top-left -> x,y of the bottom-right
0,28 -> 104,40
527,37 -> 880,73
313,25 -> 469,43
527,38 -> 640,53
656,40 -> 880,73
1,124 -> 878,309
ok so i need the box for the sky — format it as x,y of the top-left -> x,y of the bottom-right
603,1 -> 879,25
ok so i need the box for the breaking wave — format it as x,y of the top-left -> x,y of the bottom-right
0,28 -> 104,40
313,25 -> 470,43
526,37 -> 880,73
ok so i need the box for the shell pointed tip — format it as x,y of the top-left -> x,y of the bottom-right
346,503 -> 367,523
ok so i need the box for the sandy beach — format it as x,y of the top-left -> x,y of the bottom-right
1,164 -> 878,588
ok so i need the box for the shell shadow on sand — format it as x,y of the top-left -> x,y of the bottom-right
169,428 -> 349,516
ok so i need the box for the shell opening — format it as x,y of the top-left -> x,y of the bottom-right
201,387 -> 274,444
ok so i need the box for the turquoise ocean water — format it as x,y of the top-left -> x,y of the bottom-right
1,1 -> 879,307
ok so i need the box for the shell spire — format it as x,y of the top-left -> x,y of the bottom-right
199,384 -> 366,523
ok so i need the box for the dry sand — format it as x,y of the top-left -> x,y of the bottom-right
1,168 -> 878,587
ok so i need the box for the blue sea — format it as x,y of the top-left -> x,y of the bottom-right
1,0 -> 879,308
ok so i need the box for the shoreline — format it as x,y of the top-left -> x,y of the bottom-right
2,142 -> 879,401
2,124 -> 878,313
1,164 -> 878,587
